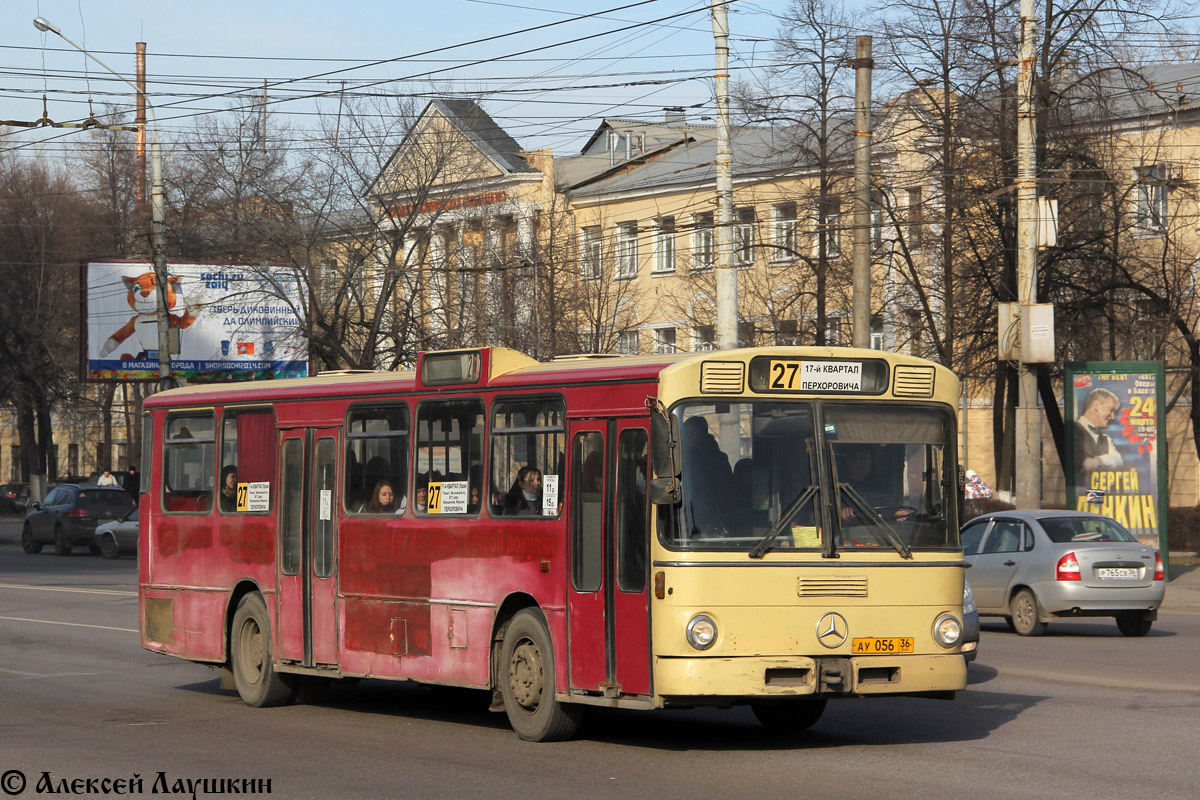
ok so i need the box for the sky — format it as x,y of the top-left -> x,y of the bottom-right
2,0 -> 787,158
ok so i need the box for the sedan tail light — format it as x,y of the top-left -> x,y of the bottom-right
1056,551 -> 1081,581
1154,553 -> 1164,581
69,508 -> 90,518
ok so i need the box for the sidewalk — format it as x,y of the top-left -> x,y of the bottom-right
1164,557 -> 1200,612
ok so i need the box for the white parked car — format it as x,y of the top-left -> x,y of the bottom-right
94,506 -> 139,559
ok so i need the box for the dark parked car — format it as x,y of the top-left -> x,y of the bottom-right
22,484 -> 136,556
94,506 -> 139,559
0,483 -> 31,515
961,510 -> 1165,636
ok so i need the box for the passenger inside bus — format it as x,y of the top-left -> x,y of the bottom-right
219,465 -> 238,512
362,480 -> 400,514
681,416 -> 732,537
413,479 -> 428,513
503,465 -> 543,515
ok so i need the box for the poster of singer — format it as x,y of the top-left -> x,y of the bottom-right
1064,362 -> 1167,552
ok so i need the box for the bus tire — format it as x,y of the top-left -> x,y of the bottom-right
750,698 -> 827,732
498,609 -> 582,742
230,593 -> 297,707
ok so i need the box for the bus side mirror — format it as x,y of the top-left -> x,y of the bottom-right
650,412 -> 681,479
650,476 -> 680,505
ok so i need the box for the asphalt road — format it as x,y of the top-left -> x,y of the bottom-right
1,516 -> 1198,800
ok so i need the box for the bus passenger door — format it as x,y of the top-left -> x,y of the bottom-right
276,428 -> 341,667
567,420 -> 651,698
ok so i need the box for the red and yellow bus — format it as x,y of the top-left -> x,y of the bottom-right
139,346 -> 968,741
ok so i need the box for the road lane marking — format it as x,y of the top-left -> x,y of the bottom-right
0,582 -> 136,597
0,615 -> 137,633
0,667 -> 109,678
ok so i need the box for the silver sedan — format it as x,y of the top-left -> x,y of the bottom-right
961,510 -> 1165,637
94,506 -> 138,559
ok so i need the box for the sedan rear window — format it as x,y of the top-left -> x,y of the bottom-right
1040,516 -> 1137,544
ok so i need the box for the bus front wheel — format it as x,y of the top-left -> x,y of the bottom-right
230,593 -> 297,707
751,697 -> 827,732
499,609 -> 582,742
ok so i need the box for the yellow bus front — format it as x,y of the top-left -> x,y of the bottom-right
647,349 -> 968,709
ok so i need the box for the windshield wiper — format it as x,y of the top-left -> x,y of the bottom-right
838,484 -> 913,559
749,484 -> 818,559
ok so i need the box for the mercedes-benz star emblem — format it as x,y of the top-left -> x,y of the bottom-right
816,612 -> 848,648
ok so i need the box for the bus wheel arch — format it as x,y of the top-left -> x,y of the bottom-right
487,599 -> 580,738
227,588 -> 298,707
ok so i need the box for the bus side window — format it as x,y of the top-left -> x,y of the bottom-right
490,397 -> 565,519
416,399 -> 484,516
345,405 -> 410,515
219,408 -> 277,514
162,413 -> 215,514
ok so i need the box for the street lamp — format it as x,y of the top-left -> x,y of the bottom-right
34,17 -> 174,389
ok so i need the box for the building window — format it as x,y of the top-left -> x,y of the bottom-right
617,330 -> 639,354
734,207 -> 755,265
693,324 -> 715,352
816,199 -> 841,258
772,203 -> 797,261
653,327 -> 677,354
1135,165 -> 1169,233
580,226 -> 601,280
870,315 -> 884,350
692,212 -> 714,270
617,222 -> 638,278
776,319 -> 799,346
738,321 -> 756,348
871,203 -> 885,251
906,188 -> 923,247
825,316 -> 843,346
654,217 -> 675,273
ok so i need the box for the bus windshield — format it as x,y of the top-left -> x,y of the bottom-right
663,401 -> 957,553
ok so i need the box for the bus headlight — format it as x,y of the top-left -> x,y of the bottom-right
933,613 -> 962,648
686,615 -> 718,650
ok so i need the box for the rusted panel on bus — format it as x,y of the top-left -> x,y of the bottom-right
344,599 -> 431,657
144,597 -> 174,644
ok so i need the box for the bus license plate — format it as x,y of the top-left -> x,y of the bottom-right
852,637 -> 914,654
1097,568 -> 1139,579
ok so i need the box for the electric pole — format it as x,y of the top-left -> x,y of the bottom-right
1015,0 -> 1041,508
851,35 -> 873,349
712,0 -> 737,351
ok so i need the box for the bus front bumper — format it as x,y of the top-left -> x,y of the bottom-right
653,652 -> 967,704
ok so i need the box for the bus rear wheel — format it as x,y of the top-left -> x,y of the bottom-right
499,609 -> 582,742
230,593 -> 297,707
751,698 -> 827,732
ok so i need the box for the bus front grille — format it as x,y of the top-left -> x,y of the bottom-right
797,577 -> 868,597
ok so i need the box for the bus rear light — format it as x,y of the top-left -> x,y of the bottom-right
1056,552 -> 1081,581
1153,553 -> 1164,581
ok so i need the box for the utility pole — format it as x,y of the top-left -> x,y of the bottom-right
712,0 -> 737,351
1015,0 -> 1041,508
851,35 -> 873,349
136,43 -> 146,207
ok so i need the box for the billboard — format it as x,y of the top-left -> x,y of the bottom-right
1064,361 -> 1167,553
84,259 -> 308,381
